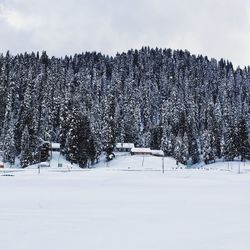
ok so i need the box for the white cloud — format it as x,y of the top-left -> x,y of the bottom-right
0,3 -> 40,31
0,0 -> 250,67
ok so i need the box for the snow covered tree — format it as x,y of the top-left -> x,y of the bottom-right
173,134 -> 189,165
20,126 -> 32,168
3,116 -> 16,165
202,130 -> 216,164
160,125 -> 174,156
237,117 -> 250,161
66,109 -> 95,168
0,47 -> 250,167
101,94 -> 116,155
224,123 -> 238,161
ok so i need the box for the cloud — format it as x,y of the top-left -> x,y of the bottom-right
0,0 -> 250,67
0,0 -> 42,29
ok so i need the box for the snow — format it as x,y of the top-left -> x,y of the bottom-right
51,143 -> 60,149
151,149 -> 164,156
115,143 -> 135,149
130,148 -> 164,156
0,154 -> 250,250
131,147 -> 152,154
27,152 -> 81,170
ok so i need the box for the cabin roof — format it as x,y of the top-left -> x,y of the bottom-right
51,143 -> 60,149
151,150 -> 164,156
116,143 -> 135,149
131,147 -> 152,153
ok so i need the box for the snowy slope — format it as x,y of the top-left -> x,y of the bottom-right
96,153 -> 185,170
26,151 -> 81,170
0,154 -> 250,250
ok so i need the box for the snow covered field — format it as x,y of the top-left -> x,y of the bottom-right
1,155 -> 250,250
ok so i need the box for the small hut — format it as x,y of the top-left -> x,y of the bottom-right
131,147 -> 152,156
151,150 -> 164,157
51,143 -> 61,152
115,143 -> 135,152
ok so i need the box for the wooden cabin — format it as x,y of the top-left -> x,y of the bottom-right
131,147 -> 152,156
115,143 -> 135,152
51,143 -> 61,152
151,150 -> 164,157
131,148 -> 164,156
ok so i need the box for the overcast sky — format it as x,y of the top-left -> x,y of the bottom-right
0,0 -> 250,67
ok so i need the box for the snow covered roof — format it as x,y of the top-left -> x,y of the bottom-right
116,143 -> 135,149
151,150 -> 164,156
51,143 -> 60,149
131,147 -> 152,153
39,162 -> 50,167
131,148 -> 164,156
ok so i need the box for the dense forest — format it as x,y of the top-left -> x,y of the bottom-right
0,47 -> 250,167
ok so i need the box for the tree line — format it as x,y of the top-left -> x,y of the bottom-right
0,47 -> 250,167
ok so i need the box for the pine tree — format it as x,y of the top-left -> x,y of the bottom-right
101,94 -> 116,155
237,117 -> 250,161
0,47 -> 250,168
20,126 -> 32,168
224,123 -> 238,161
3,116 -> 16,165
188,133 -> 200,164
202,130 -> 216,164
160,126 -> 174,156
173,134 -> 189,165
66,109 -> 95,168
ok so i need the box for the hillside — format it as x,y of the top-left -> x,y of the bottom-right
0,47 -> 250,167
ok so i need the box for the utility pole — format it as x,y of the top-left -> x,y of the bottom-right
49,141 -> 52,168
38,151 -> 41,174
57,150 -> 61,168
162,156 -> 164,174
142,155 -> 145,168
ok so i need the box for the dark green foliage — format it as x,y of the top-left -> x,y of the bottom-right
202,130 -> 216,164
20,126 -> 32,168
173,134 -> 189,165
237,117 -> 250,161
150,126 -> 162,150
3,118 -> 16,165
0,48 -> 250,167
189,136 -> 200,164
66,110 -> 95,168
224,123 -> 238,161
38,142 -> 50,162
